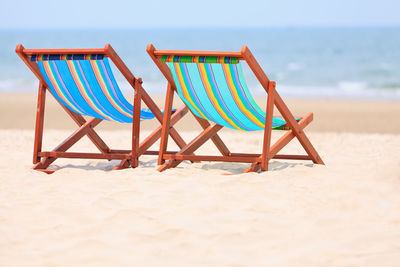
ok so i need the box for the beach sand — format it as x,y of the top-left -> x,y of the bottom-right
1,93 -> 400,266
1,92 -> 400,133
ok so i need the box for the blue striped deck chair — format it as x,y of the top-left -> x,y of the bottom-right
16,44 -> 189,174
147,44 -> 324,173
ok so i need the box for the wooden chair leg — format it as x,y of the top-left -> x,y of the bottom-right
157,159 -> 177,172
33,169 -> 56,174
243,162 -> 261,173
113,159 -> 130,170
131,78 -> 142,168
261,85 -> 274,171
33,82 -> 46,164
158,82 -> 174,165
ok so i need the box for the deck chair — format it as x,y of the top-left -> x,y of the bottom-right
16,44 -> 189,174
147,44 -> 324,173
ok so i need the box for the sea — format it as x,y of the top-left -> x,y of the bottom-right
1,27 -> 400,99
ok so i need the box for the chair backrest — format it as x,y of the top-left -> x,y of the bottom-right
161,55 -> 267,131
17,45 -> 154,122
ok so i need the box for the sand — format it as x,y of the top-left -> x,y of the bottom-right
1,93 -> 400,266
1,92 -> 400,133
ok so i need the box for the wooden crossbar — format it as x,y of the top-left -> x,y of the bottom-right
154,50 -> 243,59
21,48 -> 107,55
162,154 -> 312,162
38,152 -> 131,160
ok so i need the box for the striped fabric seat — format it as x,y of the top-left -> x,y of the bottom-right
163,56 -> 293,131
32,54 -> 155,122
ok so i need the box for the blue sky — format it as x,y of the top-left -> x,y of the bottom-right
0,0 -> 399,29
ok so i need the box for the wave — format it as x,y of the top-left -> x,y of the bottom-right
271,83 -> 400,99
1,78 -> 400,99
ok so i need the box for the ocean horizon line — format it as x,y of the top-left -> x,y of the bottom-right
1,25 -> 400,31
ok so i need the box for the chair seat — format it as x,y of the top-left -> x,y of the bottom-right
166,60 -> 299,131
35,56 -> 155,123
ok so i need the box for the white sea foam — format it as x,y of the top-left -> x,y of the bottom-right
2,78 -> 400,100
253,83 -> 400,99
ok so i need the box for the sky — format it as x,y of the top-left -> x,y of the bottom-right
0,0 -> 399,29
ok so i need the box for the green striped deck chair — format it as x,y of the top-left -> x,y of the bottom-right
147,44 -> 324,173
16,44 -> 189,173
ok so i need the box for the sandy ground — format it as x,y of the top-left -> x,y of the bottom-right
1,93 -> 400,266
1,92 -> 400,133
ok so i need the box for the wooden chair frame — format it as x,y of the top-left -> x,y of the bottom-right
147,44 -> 324,173
16,44 -> 190,174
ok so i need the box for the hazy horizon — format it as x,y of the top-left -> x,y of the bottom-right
1,26 -> 400,31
